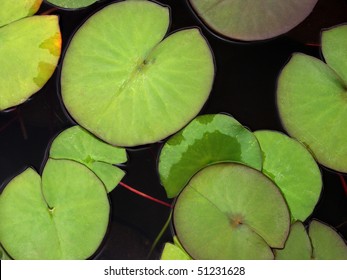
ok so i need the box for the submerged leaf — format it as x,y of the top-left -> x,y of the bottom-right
159,114 -> 262,198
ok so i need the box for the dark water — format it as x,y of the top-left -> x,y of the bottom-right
0,0 -> 346,259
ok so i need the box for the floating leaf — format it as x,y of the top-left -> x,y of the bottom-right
174,163 -> 290,260
0,159 -> 109,259
0,0 -> 42,27
50,126 -> 127,192
321,25 -> 347,82
254,130 -> 322,222
0,15 -> 62,110
189,0 -> 318,41
274,222 -> 312,260
159,114 -> 262,198
160,243 -> 192,260
309,220 -> 347,260
61,0 -> 214,146
46,0 -> 98,9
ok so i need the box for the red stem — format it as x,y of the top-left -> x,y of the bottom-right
338,174 -> 347,197
305,42 -> 321,47
40,7 -> 59,15
119,181 -> 172,208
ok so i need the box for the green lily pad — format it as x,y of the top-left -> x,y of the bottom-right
189,0 -> 318,41
159,114 -> 262,198
46,0 -> 98,9
0,159 -> 110,259
274,222 -> 312,260
277,25 -> 347,173
254,130 -> 322,222
322,25 -> 347,82
309,220 -> 347,260
174,163 -> 290,260
0,15 -> 61,111
61,0 -> 214,147
0,0 -> 42,27
160,243 -> 192,260
49,126 -> 127,192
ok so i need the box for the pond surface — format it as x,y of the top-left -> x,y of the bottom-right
0,0 -> 346,259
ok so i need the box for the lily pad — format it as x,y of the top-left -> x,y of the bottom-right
277,25 -> 347,173
174,163 -> 290,260
159,114 -> 262,198
46,0 -> 98,9
309,220 -> 347,260
160,243 -> 192,260
189,0 -> 318,41
0,15 -> 62,111
49,126 -> 127,192
0,159 -> 110,259
274,222 -> 312,260
254,130 -> 322,222
61,0 -> 214,146
0,0 -> 42,27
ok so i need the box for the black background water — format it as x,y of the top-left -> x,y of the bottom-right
0,0 -> 346,259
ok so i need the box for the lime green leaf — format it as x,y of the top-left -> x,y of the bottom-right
159,114 -> 262,198
0,15 -> 61,110
0,0 -> 42,27
161,242 -> 192,260
46,0 -> 98,9
50,126 -> 127,192
0,159 -> 110,259
0,245 -> 12,260
61,0 -> 214,146
189,0 -> 318,41
277,53 -> 347,172
309,220 -> 347,260
174,163 -> 290,260
322,24 -> 347,83
255,130 -> 322,222
274,222 -> 312,260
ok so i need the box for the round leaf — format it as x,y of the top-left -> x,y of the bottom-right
49,126 -> 127,192
322,24 -> 347,82
277,53 -> 347,172
309,220 -> 347,260
189,0 -> 318,41
255,130 -> 322,222
46,0 -> 98,9
0,15 -> 62,110
0,0 -> 42,27
174,163 -> 290,260
61,1 -> 214,146
159,114 -> 262,198
0,159 -> 110,259
274,222 -> 312,260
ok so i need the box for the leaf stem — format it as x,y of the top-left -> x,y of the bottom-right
147,211 -> 172,259
338,174 -> 347,196
119,181 -> 172,208
40,7 -> 59,15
